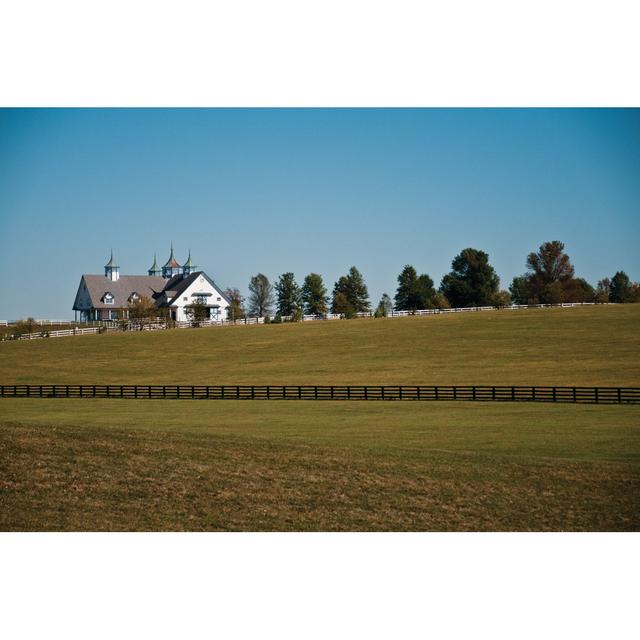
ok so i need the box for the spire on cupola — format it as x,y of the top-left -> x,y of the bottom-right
182,250 -> 196,276
162,243 -> 182,279
104,249 -> 120,282
148,253 -> 162,277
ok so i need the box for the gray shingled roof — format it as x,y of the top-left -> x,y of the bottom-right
74,274 -> 166,310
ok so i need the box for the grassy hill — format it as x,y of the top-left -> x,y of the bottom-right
1,305 -> 639,385
1,305 -> 639,531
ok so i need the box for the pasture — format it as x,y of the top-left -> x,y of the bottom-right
1,305 -> 639,530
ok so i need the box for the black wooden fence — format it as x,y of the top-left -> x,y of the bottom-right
0,384 -> 638,404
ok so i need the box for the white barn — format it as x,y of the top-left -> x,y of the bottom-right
73,248 -> 231,322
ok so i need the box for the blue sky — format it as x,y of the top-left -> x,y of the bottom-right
0,108 -> 638,320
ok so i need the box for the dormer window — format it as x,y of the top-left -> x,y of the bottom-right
128,292 -> 140,303
103,292 -> 114,304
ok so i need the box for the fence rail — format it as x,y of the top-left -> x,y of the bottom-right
1,384 -> 638,404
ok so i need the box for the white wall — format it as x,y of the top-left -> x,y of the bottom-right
172,274 -> 230,322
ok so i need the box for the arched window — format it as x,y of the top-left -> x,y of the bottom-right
128,292 -> 140,303
103,292 -> 114,304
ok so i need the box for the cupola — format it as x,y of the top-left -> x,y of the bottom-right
182,250 -> 197,276
104,250 -> 120,282
162,244 -> 182,279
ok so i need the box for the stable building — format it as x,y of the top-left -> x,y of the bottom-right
73,248 -> 231,322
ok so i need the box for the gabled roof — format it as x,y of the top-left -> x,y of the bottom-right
74,274 -> 166,310
163,271 -> 231,305
73,270 -> 231,311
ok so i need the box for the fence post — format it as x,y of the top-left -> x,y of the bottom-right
594,387 -> 599,404
617,388 -> 621,403
66,385 -> 70,398
472,386 -> 476,401
573,387 -> 576,403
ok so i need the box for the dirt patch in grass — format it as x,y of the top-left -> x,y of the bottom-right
1,423 -> 638,531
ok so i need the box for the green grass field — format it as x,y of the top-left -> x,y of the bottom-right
1,305 -> 639,530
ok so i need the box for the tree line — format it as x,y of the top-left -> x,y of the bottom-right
230,240 -> 640,321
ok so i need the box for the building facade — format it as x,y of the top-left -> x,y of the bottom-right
73,249 -> 231,322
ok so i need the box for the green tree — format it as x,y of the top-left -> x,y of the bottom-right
224,288 -> 245,321
595,278 -> 611,303
432,292 -> 450,309
332,291 -> 356,318
562,278 -> 595,303
14,317 -> 37,338
275,272 -> 303,316
440,248 -> 500,308
247,273 -> 274,317
526,240 -> 575,286
375,293 -> 393,317
301,273 -> 328,315
523,240 -> 577,303
609,271 -> 633,303
509,275 -> 532,305
128,295 -> 156,330
332,266 -> 370,314
185,300 -> 209,327
493,290 -> 512,308
394,265 -> 437,312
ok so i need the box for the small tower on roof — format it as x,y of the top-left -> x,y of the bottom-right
148,253 -> 162,277
162,243 -> 182,279
182,250 -> 197,276
104,249 -> 120,282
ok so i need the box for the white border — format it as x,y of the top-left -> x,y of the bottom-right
1,2 -> 638,638
1,1 -> 639,106
1,533 -> 638,639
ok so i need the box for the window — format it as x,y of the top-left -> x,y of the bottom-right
103,292 -> 114,304
183,296 -> 188,301
217,297 -> 221,301
128,292 -> 140,303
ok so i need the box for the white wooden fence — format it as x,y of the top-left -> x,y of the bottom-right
2,301 -> 606,341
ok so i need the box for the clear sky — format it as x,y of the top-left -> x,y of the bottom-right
0,108 -> 638,320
